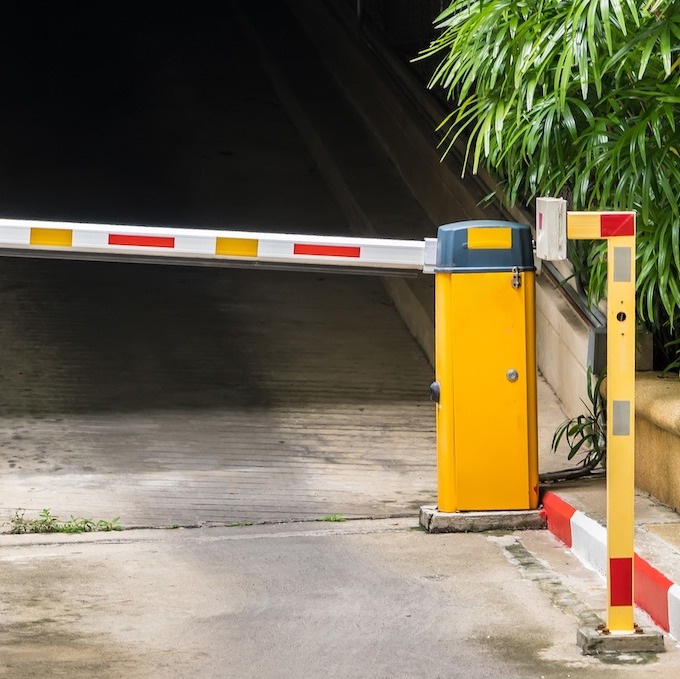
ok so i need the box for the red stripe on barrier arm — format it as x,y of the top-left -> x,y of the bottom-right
293,243 -> 361,258
109,234 -> 175,248
541,492 -> 577,548
610,557 -> 634,606
634,554 -> 673,631
600,213 -> 635,237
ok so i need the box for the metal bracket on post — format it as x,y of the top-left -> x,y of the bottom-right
536,197 -> 567,261
423,238 -> 438,274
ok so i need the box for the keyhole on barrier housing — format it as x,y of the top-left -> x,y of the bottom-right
617,312 -> 626,322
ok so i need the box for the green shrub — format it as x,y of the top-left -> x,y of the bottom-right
420,0 -> 680,365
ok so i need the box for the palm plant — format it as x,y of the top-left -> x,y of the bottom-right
419,0 -> 680,365
549,368 -> 607,476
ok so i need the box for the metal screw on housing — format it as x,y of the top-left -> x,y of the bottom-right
506,369 -> 519,382
511,266 -> 521,289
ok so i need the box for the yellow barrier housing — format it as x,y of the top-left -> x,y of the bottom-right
432,221 -> 538,512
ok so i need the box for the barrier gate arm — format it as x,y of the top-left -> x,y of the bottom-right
0,218 -> 437,274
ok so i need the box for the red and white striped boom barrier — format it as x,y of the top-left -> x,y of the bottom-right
0,218 -> 434,274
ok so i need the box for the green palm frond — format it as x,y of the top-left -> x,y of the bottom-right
419,0 -> 680,355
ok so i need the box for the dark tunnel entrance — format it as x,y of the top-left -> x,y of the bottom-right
0,1 -> 444,227
0,2 -> 334,229
0,1 -> 437,527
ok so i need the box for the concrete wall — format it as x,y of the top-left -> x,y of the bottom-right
636,373 -> 680,511
535,276 -> 589,416
354,0 -> 442,55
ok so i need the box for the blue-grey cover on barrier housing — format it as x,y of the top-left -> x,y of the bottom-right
435,221 -> 534,273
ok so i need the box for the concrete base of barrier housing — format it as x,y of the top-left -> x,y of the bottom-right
577,626 -> 665,655
419,505 -> 546,533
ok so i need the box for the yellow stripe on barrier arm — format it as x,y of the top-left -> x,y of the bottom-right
215,237 -> 258,257
30,228 -> 73,247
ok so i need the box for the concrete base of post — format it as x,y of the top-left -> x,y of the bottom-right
577,626 -> 665,655
419,505 -> 546,533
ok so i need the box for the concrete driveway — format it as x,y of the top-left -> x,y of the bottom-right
3,518 -> 680,679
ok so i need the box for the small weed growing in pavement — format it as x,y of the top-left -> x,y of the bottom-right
226,521 -> 253,527
8,508 -> 123,534
321,514 -> 345,522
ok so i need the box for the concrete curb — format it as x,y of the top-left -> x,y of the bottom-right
542,491 -> 680,639
419,505 -> 546,533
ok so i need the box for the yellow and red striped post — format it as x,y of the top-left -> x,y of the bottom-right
567,211 -> 637,633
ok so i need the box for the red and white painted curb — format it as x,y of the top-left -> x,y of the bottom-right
542,491 -> 680,639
